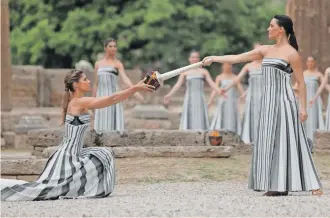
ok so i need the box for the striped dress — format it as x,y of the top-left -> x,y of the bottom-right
1,114 -> 116,201
326,94 -> 330,130
240,69 -> 263,144
180,75 -> 209,130
210,79 -> 241,134
248,58 -> 322,192
94,66 -> 124,133
303,76 -> 324,143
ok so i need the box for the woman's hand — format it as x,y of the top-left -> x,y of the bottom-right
299,107 -> 308,122
133,79 -> 155,93
309,98 -> 316,107
239,92 -> 247,103
202,56 -> 214,66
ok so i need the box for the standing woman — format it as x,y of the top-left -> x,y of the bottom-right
203,15 -> 322,196
93,38 -> 144,133
208,63 -> 244,134
164,51 -> 223,130
220,43 -> 263,144
301,56 -> 325,143
310,67 -> 330,130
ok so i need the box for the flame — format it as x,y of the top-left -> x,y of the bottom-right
210,131 -> 220,137
151,72 -> 157,79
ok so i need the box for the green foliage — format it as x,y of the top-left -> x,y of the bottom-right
9,0 -> 284,81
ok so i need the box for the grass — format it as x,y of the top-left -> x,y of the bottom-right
115,153 -> 330,184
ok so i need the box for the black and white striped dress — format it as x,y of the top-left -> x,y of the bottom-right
210,79 -> 241,134
248,58 -> 322,192
303,76 -> 324,142
240,69 -> 263,144
1,114 -> 116,201
180,75 -> 209,130
94,66 -> 124,133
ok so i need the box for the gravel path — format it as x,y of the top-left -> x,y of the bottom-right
2,181 -> 329,217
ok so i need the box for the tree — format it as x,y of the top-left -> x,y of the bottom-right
9,0 -> 284,81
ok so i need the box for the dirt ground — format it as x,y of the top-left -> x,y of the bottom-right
115,153 -> 330,184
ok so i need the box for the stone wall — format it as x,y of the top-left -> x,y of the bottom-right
9,65 -> 149,108
28,129 -> 243,158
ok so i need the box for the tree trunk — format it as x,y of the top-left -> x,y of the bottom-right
286,0 -> 330,73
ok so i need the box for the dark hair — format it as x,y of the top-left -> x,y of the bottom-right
61,69 -> 84,125
189,50 -> 200,56
103,38 -> 116,48
273,15 -> 298,51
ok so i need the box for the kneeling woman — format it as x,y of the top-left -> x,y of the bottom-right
1,70 -> 154,201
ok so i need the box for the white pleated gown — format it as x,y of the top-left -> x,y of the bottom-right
1,114 -> 116,201
94,66 -> 124,133
180,75 -> 209,130
240,69 -> 263,144
248,58 -> 322,192
210,79 -> 241,134
303,76 -> 324,143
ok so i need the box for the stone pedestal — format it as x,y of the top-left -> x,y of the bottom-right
128,104 -> 172,129
14,115 -> 47,149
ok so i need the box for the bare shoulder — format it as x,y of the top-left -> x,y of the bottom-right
94,60 -> 101,68
258,45 -> 272,56
201,68 -> 210,75
317,71 -> 324,78
288,49 -> 301,63
326,67 -> 330,75
115,59 -> 124,68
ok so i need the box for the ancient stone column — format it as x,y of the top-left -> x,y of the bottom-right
286,0 -> 330,72
1,0 -> 12,111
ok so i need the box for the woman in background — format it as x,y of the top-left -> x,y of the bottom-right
300,56 -> 325,145
219,43 -> 263,143
164,50 -> 224,130
208,63 -> 244,134
310,67 -> 330,130
93,38 -> 144,133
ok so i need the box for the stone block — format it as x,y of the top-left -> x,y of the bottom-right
31,150 -> 43,157
17,175 -> 39,182
112,146 -> 232,158
34,146 -> 44,151
28,128 -> 96,149
14,115 -> 47,133
0,175 -> 17,180
42,146 -> 58,158
314,131 -> 330,151
101,130 -> 205,147
125,118 -> 172,130
1,138 -> 5,148
11,66 -> 41,108
28,128 -> 64,148
132,104 -> 169,119
14,134 -> 31,149
1,158 -> 46,175
1,111 -> 12,131
2,131 -> 15,147
45,69 -> 71,106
